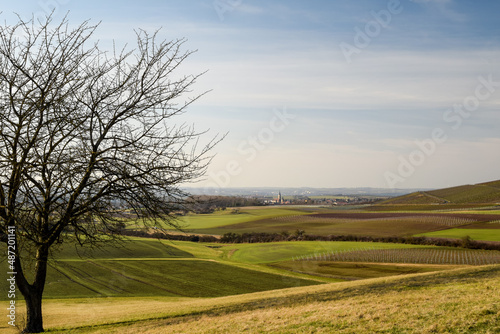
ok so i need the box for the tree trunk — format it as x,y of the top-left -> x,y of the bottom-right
15,246 -> 49,333
22,288 -> 45,333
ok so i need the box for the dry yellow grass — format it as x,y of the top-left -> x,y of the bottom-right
5,265 -> 495,334
120,285 -> 500,334
68,274 -> 500,334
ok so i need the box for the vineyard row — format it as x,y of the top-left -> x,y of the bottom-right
293,248 -> 500,265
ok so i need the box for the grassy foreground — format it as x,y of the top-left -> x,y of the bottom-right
5,265 -> 497,333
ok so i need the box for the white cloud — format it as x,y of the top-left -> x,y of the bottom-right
191,45 -> 500,112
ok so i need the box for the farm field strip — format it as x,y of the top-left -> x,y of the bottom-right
271,261 -> 464,281
271,214 -> 479,227
295,248 -> 500,265
448,210 -> 500,215
122,208 -> 315,231
173,208 -> 313,230
122,206 -> 500,240
363,204 -> 500,212
204,218 -> 489,239
192,207 -> 500,238
416,228 -> 500,242
306,211 -> 500,221
370,216 -> 478,226
222,241 -> 433,264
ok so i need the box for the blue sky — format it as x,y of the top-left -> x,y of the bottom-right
3,0 -> 500,189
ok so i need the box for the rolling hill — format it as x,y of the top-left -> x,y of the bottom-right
379,179 -> 500,206
18,265 -> 500,333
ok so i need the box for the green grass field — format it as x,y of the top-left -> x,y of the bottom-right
416,228 -> 500,242
52,237 -> 199,259
43,259 -> 320,298
170,207 -> 313,230
221,241 -> 433,264
0,239 -> 324,301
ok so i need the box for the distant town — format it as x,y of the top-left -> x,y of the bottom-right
181,191 -> 399,215
262,190 -> 379,206
178,186 -> 433,214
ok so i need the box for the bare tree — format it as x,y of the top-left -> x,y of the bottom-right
0,14 -> 219,333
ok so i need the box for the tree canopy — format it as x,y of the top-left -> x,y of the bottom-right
0,14 -> 219,333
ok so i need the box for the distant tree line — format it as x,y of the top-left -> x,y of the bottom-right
121,229 -> 219,242
219,232 -> 500,251
183,195 -> 264,214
